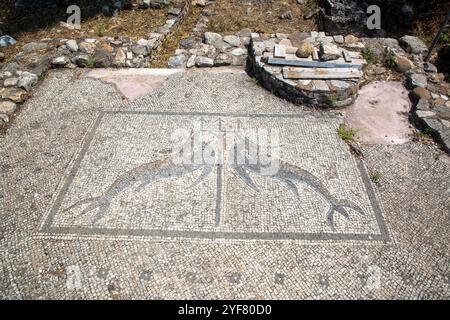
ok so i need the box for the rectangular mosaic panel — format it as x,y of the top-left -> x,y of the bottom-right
39,111 -> 390,241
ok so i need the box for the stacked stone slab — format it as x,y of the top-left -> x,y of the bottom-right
248,31 -> 367,108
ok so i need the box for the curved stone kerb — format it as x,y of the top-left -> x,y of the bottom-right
248,35 -> 362,108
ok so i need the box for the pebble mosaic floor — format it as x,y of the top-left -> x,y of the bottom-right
0,70 -> 448,299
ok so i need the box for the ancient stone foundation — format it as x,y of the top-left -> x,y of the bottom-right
248,32 -> 367,108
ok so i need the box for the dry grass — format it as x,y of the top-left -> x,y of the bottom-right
410,0 -> 450,44
0,0 -> 168,66
150,6 -> 203,68
205,0 -> 319,35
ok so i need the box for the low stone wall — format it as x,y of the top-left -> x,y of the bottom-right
408,70 -> 450,153
166,0 -> 249,69
361,35 -> 450,153
0,0 -> 191,130
248,32 -> 364,109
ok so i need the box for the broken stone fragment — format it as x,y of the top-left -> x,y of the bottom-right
164,19 -> 176,28
0,52 -> 4,62
251,33 -> 260,40
3,77 -> 19,87
2,62 -> 21,74
113,48 -> 126,67
139,0 -> 150,8
79,42 -> 96,54
155,26 -> 170,35
204,32 -> 223,45
319,43 -> 340,61
18,72 -> 38,91
394,55 -> 413,73
66,39 -> 78,52
303,9 -> 319,20
186,55 -> 196,68
131,44 -> 147,56
59,21 -> 76,30
344,35 -> 359,44
423,62 -> 437,73
311,80 -> 330,92
22,42 -> 48,53
230,48 -> 245,56
412,87 -> 431,101
174,49 -> 187,56
179,36 -> 201,49
0,87 -> 28,103
189,43 -> 216,58
195,56 -> 214,67
0,35 -> 16,47
168,55 -> 186,68
399,35 -> 428,55
416,110 -> 436,118
96,46 -> 114,66
137,38 -> 148,46
146,37 -> 159,50
0,100 -> 17,115
296,42 -> 313,58
407,73 -> 428,89
416,99 -> 431,110
223,35 -> 240,47
333,35 -> 344,44
213,40 -> 231,53
214,53 -> 232,66
51,56 -> 69,66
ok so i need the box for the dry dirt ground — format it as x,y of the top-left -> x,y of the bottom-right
150,5 -> 203,68
206,0 -> 319,34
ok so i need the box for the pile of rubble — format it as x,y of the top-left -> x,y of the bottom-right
249,31 -> 367,108
396,37 -> 450,152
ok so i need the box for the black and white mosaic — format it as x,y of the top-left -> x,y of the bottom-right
39,111 -> 389,241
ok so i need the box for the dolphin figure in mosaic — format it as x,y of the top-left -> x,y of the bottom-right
63,131 -> 214,224
228,132 -> 366,231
